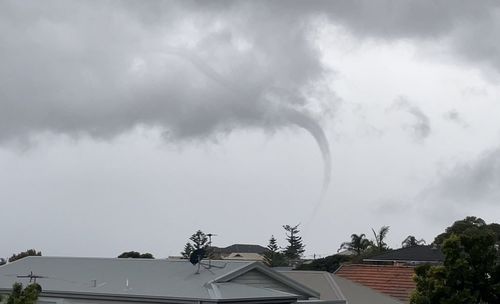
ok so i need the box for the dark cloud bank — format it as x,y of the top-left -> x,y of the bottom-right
1,0 -> 500,194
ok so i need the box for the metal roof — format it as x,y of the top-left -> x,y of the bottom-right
363,245 -> 444,264
0,257 -> 300,303
212,244 -> 268,254
279,271 -> 346,303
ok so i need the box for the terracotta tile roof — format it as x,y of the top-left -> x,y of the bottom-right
335,264 -> 416,303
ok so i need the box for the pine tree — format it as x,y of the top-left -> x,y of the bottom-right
283,224 -> 305,261
263,235 -> 287,267
180,230 -> 208,258
181,243 -> 194,258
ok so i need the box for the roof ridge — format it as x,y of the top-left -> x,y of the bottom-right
341,263 -> 416,268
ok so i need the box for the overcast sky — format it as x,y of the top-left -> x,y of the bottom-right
1,0 -> 500,259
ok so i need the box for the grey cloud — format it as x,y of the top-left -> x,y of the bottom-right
0,1 -> 336,141
313,1 -> 500,72
443,109 -> 468,128
3,0 -> 500,193
0,0 -> 338,191
390,98 -> 431,140
4,0 -> 500,145
423,147 -> 500,205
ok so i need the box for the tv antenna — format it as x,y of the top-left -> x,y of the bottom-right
189,232 -> 225,274
206,233 -> 217,269
17,271 -> 46,283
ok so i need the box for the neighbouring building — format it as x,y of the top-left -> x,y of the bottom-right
335,264 -> 416,303
212,244 -> 268,261
0,256 -> 337,304
363,245 -> 444,265
280,270 -> 404,304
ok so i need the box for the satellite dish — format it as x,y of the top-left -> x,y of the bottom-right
189,249 -> 206,265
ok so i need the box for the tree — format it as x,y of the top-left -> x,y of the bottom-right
433,216 -> 486,245
4,282 -> 41,304
402,235 -> 426,248
263,235 -> 287,267
487,223 -> 500,244
411,218 -> 500,304
181,243 -> 194,259
117,251 -> 154,259
283,224 -> 305,261
371,226 -> 390,252
8,249 -> 41,263
181,230 -> 209,258
338,233 -> 371,255
296,254 -> 351,273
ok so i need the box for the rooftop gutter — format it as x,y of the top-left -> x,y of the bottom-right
0,288 -> 297,304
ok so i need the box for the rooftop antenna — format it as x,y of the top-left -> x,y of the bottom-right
206,233 -> 217,269
17,271 -> 46,284
189,233 -> 226,274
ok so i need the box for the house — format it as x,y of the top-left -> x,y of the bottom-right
363,245 -> 444,265
223,252 -> 264,261
0,256 -> 335,304
330,246 -> 445,302
335,264 -> 416,303
212,244 -> 267,261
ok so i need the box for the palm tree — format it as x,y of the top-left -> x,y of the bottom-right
401,235 -> 426,248
338,233 -> 371,255
371,226 -> 390,252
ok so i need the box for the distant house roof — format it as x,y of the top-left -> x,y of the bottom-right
0,257 -> 323,303
335,264 -> 416,303
363,245 -> 444,264
213,244 -> 268,254
223,252 -> 264,261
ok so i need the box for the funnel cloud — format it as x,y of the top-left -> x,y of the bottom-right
0,1 -> 334,194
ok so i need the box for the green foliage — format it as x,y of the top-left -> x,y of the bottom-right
296,254 -> 351,273
411,217 -> 500,304
263,235 -> 287,267
338,233 -> 372,255
117,251 -> 154,259
488,223 -> 500,243
181,230 -> 208,258
402,235 -> 426,248
4,282 -> 41,304
283,224 -> 305,261
181,243 -> 194,259
190,230 -> 208,250
8,250 -> 41,263
433,216 -> 486,245
371,226 -> 390,252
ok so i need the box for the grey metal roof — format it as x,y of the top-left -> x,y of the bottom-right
363,245 -> 444,263
213,244 -> 268,254
0,257 -> 299,303
279,271 -> 346,303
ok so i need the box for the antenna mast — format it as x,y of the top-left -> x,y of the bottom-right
206,233 -> 217,268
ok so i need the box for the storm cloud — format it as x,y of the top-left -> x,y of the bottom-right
424,147 -> 500,205
1,1 -> 500,199
390,98 -> 431,141
3,1 -> 499,141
